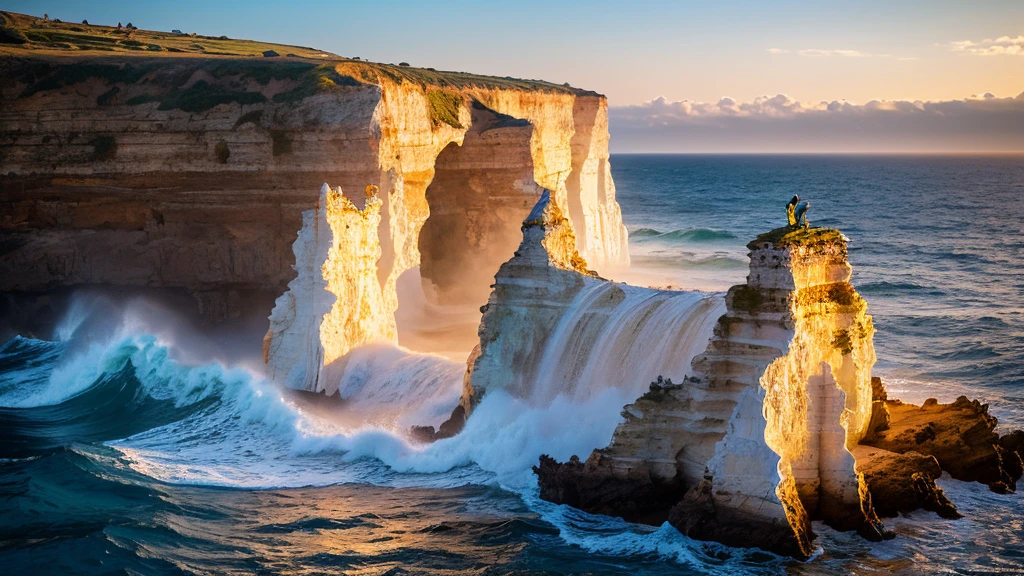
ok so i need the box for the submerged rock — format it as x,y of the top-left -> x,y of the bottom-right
409,405 -> 466,443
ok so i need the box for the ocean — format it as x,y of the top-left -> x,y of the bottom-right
1,154 -> 1022,575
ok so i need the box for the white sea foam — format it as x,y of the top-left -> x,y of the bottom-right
108,283 -> 723,491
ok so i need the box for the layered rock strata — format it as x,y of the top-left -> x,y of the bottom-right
536,227 -> 887,558
0,52 -> 628,333
459,189 -> 593,412
460,193 -> 722,415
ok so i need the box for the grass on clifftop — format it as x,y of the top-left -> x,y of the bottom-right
747,226 -> 847,250
0,10 -> 336,58
427,89 -> 464,129
1,10 -> 598,97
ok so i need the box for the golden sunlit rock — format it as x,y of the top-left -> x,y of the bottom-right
535,226 -> 889,557
264,184 -> 392,392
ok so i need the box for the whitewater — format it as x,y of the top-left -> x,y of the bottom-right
2,154 -> 1023,575
0,281 -> 756,572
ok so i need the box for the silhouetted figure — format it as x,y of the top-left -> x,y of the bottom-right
786,195 -> 810,228
794,199 -> 810,228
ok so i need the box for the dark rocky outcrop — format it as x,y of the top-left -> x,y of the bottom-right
863,376 -> 891,440
534,453 -> 686,525
999,430 -> 1024,481
853,445 -> 960,519
667,478 -> 816,560
861,392 -> 1024,493
409,405 -> 466,443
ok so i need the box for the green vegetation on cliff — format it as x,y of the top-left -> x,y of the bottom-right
158,80 -> 266,113
795,281 -> 865,313
0,10 -> 335,58
426,89 -> 464,129
730,285 -> 765,314
747,226 -> 847,250
1,10 -> 599,99
271,64 -> 361,103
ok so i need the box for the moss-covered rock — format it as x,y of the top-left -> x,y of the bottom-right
747,226 -> 847,250
426,89 -> 464,129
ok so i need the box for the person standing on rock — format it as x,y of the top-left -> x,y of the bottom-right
786,195 -> 810,228
787,195 -> 800,226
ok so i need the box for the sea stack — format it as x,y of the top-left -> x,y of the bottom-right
460,189 -> 595,412
536,226 -> 887,558
263,183 -> 391,393
459,191 -> 722,415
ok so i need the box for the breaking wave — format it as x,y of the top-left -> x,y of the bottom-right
3,282 -> 1017,573
0,295 -> 755,575
0,288 -> 722,495
630,227 -> 738,243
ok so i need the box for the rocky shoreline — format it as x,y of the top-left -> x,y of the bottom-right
519,223 -> 1024,557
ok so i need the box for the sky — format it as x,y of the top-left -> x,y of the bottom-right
11,0 -> 1024,152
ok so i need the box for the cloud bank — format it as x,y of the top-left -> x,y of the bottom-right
609,93 -> 1024,153
950,35 -> 1024,56
766,48 -> 915,60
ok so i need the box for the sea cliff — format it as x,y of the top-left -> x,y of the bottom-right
460,191 -> 722,415
0,12 -> 628,335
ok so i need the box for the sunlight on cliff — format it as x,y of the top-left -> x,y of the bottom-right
264,184 -> 396,392
319,185 -> 394,366
757,237 -> 878,547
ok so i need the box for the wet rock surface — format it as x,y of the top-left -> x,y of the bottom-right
853,445 -> 960,519
861,391 -> 1024,493
667,478 -> 816,560
534,453 -> 686,525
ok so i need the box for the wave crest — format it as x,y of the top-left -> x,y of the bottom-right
630,227 -> 738,243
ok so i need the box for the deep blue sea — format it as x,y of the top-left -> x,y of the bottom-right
1,154 -> 1022,575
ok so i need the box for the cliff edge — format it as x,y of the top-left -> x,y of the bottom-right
0,11 -> 628,338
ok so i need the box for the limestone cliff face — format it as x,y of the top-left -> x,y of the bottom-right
262,184 -> 391,392
679,229 -> 880,557
461,192 -> 722,414
460,190 -> 593,411
536,227 -> 885,558
0,55 -> 628,328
